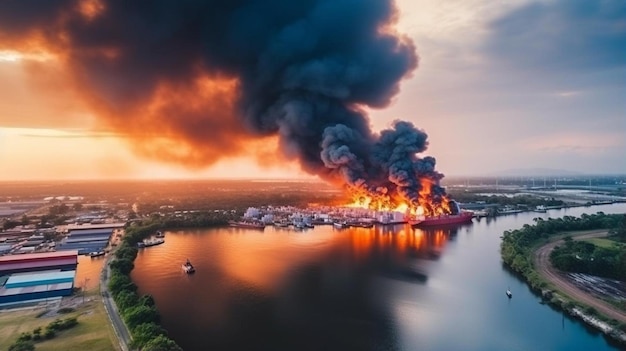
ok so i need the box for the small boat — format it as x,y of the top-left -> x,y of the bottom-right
88,251 -> 105,258
333,222 -> 348,229
139,238 -> 165,248
506,289 -> 512,298
273,221 -> 290,228
182,259 -> 195,274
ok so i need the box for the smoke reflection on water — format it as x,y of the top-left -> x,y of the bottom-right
128,224 -> 463,351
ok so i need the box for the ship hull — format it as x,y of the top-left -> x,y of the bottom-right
410,212 -> 473,227
228,221 -> 265,229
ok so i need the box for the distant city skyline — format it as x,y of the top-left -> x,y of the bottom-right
0,0 -> 624,180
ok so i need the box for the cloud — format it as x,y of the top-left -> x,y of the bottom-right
485,0 -> 626,77
521,131 -> 624,155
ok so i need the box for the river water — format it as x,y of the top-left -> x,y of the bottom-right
109,204 -> 626,351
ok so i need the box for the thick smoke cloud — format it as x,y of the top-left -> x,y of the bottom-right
0,0 -> 446,206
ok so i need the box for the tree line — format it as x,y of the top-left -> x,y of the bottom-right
108,222 -> 183,351
550,215 -> 626,281
500,212 -> 626,334
501,212 -> 624,284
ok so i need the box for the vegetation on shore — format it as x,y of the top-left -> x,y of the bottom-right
108,222 -> 183,351
448,190 -> 566,208
500,212 -> 626,340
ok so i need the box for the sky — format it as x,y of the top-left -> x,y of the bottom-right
0,0 -> 624,181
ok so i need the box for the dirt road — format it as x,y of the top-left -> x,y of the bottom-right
534,230 -> 626,323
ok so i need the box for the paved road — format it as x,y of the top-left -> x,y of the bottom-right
534,230 -> 626,323
100,255 -> 132,351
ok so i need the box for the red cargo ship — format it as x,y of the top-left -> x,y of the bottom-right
409,200 -> 474,227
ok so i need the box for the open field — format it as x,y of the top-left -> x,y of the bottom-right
0,289 -> 118,351
534,230 -> 626,323
581,237 -> 621,249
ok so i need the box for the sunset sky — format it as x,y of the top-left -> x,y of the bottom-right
0,0 -> 624,181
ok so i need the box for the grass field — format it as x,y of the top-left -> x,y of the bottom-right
0,289 -> 119,351
581,237 -> 621,249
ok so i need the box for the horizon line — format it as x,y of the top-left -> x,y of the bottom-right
0,173 -> 625,183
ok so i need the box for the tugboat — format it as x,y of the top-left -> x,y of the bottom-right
88,250 -> 105,258
182,259 -> 195,274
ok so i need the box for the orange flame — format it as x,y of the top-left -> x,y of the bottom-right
346,177 -> 452,218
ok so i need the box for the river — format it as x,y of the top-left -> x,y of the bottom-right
80,203 -> 626,350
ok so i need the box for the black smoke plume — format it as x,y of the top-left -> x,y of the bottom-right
0,0 -> 447,207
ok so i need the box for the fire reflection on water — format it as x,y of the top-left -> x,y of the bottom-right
128,224 -> 466,351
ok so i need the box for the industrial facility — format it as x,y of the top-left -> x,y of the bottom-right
56,228 -> 114,255
0,251 -> 78,306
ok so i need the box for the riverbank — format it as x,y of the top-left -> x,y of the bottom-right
532,230 -> 626,346
500,213 -> 626,347
100,251 -> 132,351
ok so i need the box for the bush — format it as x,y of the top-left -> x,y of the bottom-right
59,317 -> 78,330
16,333 -> 32,342
585,306 -> 597,315
48,319 -> 62,331
8,340 -> 35,351
44,328 -> 56,339
47,317 -> 79,332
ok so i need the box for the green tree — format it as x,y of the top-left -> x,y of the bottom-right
142,335 -> 183,351
108,273 -> 137,296
124,305 -> 160,330
140,294 -> 156,307
110,258 -> 134,275
131,323 -> 167,349
115,290 -> 140,311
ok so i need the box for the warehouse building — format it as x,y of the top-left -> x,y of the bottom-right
0,270 -> 75,305
0,251 -> 78,275
0,251 -> 78,306
56,228 -> 113,255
